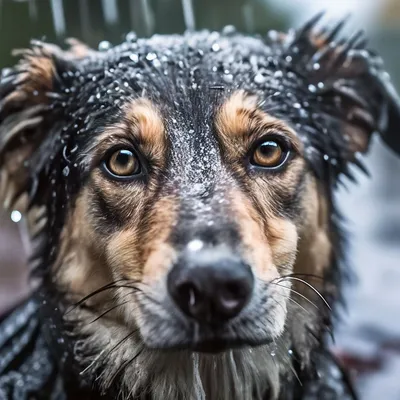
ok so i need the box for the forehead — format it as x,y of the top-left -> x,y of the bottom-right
67,31 -> 306,124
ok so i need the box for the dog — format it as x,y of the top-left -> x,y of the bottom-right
0,13 -> 399,400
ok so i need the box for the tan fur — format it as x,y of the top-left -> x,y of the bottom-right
215,90 -> 303,157
124,98 -> 166,160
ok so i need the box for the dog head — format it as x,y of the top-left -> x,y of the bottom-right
1,15 -> 399,399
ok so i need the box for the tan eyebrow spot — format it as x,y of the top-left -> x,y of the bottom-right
215,90 -> 260,138
215,90 -> 302,154
124,98 -> 165,154
88,98 -> 166,167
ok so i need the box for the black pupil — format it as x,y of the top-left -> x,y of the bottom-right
260,141 -> 279,156
116,150 -> 133,166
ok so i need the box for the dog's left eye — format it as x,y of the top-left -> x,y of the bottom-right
251,140 -> 289,169
103,149 -> 141,178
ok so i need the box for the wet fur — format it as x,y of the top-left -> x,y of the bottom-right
1,14 -> 400,400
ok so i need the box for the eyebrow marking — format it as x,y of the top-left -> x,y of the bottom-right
123,98 -> 165,148
85,98 -> 166,169
215,90 -> 303,153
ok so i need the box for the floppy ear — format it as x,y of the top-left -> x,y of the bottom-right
0,39 -> 91,214
280,13 -> 400,160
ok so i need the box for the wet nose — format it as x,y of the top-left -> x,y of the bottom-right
167,248 -> 254,323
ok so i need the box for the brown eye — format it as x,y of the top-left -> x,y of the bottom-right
251,140 -> 288,168
104,149 -> 140,177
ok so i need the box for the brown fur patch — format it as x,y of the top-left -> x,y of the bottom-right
215,90 -> 303,159
85,98 -> 166,170
124,98 -> 165,159
294,178 -> 332,293
229,188 -> 298,282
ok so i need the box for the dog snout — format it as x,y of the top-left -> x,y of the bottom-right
167,247 -> 254,323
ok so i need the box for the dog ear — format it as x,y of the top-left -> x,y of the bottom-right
0,39 -> 91,213
278,13 -> 400,161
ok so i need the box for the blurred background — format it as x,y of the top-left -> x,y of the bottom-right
0,0 -> 399,399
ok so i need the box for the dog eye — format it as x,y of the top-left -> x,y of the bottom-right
251,140 -> 288,169
103,149 -> 141,177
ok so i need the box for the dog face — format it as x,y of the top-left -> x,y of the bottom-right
1,15 -> 399,399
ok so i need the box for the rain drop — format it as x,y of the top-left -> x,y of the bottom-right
222,25 -> 236,36
274,71 -> 283,78
323,154 -> 329,161
187,239 -> 204,252
126,32 -> 137,42
254,73 -> 267,84
317,82 -> 325,89
63,166 -> 70,177
313,63 -> 321,70
98,41 -> 111,51
285,56 -> 292,63
152,59 -> 161,68
129,53 -> 139,63
293,103 -> 301,109
211,43 -> 220,52
11,210 -> 22,223
223,74 -> 234,83
146,52 -> 157,61
308,84 -> 317,93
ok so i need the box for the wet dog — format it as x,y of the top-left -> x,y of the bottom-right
0,13 -> 399,400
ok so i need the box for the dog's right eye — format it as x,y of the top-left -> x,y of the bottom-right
102,149 -> 141,179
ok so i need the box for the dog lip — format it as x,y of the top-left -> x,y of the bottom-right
145,335 -> 273,353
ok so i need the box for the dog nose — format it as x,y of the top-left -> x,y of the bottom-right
167,248 -> 254,323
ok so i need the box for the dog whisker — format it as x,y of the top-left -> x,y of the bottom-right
275,276 -> 332,311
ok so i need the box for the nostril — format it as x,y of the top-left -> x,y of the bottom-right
217,280 -> 252,318
172,281 -> 204,318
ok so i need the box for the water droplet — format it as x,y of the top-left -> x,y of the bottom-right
188,129 -> 195,134
222,25 -> 236,35
323,154 -> 329,161
98,41 -> 111,51
270,350 -> 276,357
212,66 -> 218,72
285,56 -> 292,63
126,32 -> 137,42
268,30 -> 279,41
317,82 -> 324,89
308,84 -> 317,93
129,53 -> 139,63
254,73 -> 267,84
313,63 -> 321,70
146,52 -> 157,61
288,349 -> 293,356
152,59 -> 161,68
11,210 -> 22,223
293,103 -> 301,109
211,43 -> 220,52
223,74 -> 233,83
187,239 -> 204,252
274,71 -> 283,78
63,166 -> 70,177
92,76 -> 97,82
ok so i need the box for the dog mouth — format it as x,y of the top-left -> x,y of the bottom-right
174,336 -> 273,353
147,332 -> 273,353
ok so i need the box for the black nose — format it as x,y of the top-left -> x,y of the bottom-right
167,248 -> 254,323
